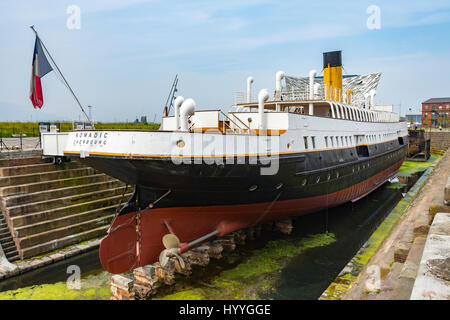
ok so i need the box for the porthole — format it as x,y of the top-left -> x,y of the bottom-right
249,185 -> 258,192
176,140 -> 185,148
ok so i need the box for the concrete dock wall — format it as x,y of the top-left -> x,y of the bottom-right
430,131 -> 450,151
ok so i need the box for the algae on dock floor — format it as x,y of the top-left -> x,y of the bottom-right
154,233 -> 336,300
0,271 -> 111,300
397,155 -> 440,177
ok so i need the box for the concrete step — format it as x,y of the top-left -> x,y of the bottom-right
5,252 -> 19,262
0,156 -> 49,167
10,193 -> 132,227
0,173 -> 111,197
0,167 -> 95,187
0,229 -> 12,240
15,214 -> 114,253
0,161 -> 84,177
6,186 -> 128,217
1,239 -> 16,250
1,179 -> 124,208
14,204 -> 119,237
20,224 -> 110,259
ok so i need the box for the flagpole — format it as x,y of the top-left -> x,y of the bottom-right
30,26 -> 92,124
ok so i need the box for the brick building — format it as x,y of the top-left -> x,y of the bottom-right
422,98 -> 450,128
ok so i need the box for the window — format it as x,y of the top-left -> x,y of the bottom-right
325,137 -> 329,148
304,137 -> 309,150
311,137 -> 316,149
331,137 -> 335,147
425,105 -> 428,110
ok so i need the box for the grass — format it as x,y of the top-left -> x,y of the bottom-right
0,122 -> 160,138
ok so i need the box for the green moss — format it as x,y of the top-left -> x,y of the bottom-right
397,155 -> 440,177
154,289 -> 207,300
0,271 -> 111,300
220,233 -> 336,282
156,233 -> 336,300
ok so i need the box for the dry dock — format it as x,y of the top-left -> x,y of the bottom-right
321,147 -> 450,300
1,139 -> 449,300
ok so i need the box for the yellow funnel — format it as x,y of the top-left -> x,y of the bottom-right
323,51 -> 343,102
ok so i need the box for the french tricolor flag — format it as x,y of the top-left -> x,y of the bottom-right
29,36 -> 53,109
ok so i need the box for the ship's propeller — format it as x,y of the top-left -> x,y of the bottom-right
159,234 -> 185,269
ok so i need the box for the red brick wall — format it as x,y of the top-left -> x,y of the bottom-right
422,102 -> 450,128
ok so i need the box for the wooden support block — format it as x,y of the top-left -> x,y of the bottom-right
154,262 -> 175,285
213,238 -> 236,252
181,250 -> 210,267
274,219 -> 293,235
232,230 -> 247,245
110,274 -> 134,292
133,283 -> 156,300
174,258 -> 192,275
133,265 -> 159,287
206,241 -> 223,259
111,285 -> 135,300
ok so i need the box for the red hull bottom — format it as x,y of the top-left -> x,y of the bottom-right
99,160 -> 403,274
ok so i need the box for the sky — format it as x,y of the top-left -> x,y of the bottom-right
1,0 -> 450,122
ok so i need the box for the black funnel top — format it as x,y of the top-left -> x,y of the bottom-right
323,51 -> 342,68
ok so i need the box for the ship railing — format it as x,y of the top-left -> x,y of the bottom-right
234,92 -> 247,105
219,110 -> 251,134
188,115 -> 195,131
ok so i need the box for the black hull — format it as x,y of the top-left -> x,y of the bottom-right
75,137 -> 408,211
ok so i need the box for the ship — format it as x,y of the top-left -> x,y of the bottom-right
62,51 -> 408,274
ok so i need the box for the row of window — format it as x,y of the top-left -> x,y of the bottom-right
424,105 -> 450,110
300,133 -> 396,150
295,148 -> 403,187
424,112 -> 449,118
